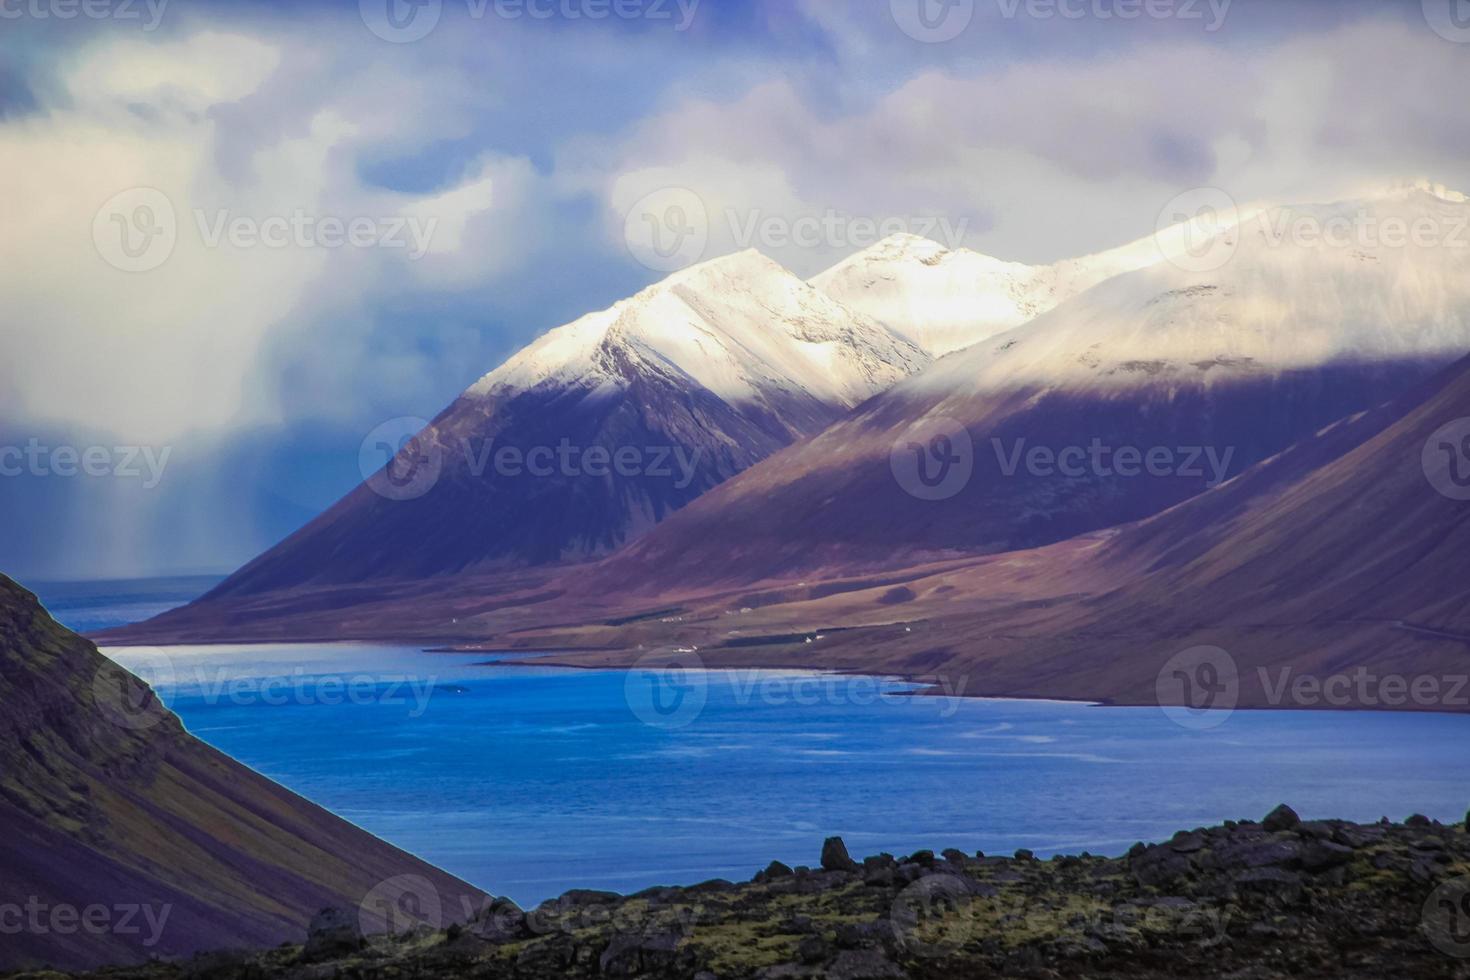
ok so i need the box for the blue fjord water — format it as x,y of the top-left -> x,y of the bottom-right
37,580 -> 1470,909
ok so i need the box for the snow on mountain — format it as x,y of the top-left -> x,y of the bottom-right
807,225 -> 1206,358
194,248 -> 930,596
585,185 -> 1470,590
915,184 -> 1470,395
474,248 -> 929,418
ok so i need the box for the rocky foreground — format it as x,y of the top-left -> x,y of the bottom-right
14,807 -> 1470,980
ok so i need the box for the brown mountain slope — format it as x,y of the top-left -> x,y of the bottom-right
480,353 -> 1470,712
573,190 -> 1470,595
199,251 -> 925,600
0,574 -> 484,972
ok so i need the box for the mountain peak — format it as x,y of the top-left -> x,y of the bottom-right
469,241 -> 925,407
829,232 -> 961,270
812,233 -> 1102,358
1361,177 -> 1468,205
658,246 -> 788,289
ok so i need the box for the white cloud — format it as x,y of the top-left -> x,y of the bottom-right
0,27 -> 530,446
589,19 -> 1470,274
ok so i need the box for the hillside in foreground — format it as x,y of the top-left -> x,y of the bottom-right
14,808 -> 1470,980
0,575 -> 483,972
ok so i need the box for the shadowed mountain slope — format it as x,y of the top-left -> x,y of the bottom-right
585,187 -> 1470,593
523,352 -> 1470,712
205,250 -> 926,600
0,574 -> 483,972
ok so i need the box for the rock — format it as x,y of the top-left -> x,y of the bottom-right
1170,832 -> 1207,853
1014,848 -> 1035,861
1233,868 -> 1304,904
763,860 -> 795,880
1211,838 -> 1303,870
303,907 -> 361,960
834,921 -> 897,952
468,898 -> 527,943
942,848 -> 969,866
1406,813 -> 1434,827
906,849 -> 936,868
1410,860 -> 1439,883
1131,845 -> 1194,887
862,856 -> 896,887
1373,852 -> 1411,874
1300,840 -> 1354,872
687,878 -> 736,894
557,889 -> 621,909
1334,824 -> 1385,849
1296,820 -> 1335,840
519,935 -> 577,971
825,949 -> 904,979
630,885 -> 680,904
1263,804 -> 1301,833
599,929 -> 692,977
797,934 -> 830,963
822,836 -> 859,872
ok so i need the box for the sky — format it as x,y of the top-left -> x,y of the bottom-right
2,0 -> 1469,580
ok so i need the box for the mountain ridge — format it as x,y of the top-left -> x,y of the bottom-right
580,186 -> 1470,589
201,249 -> 928,598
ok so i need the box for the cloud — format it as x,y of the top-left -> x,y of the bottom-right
4,0 -> 1469,578
0,28 -> 521,447
590,16 -> 1470,272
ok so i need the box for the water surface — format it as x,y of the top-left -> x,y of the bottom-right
101,640 -> 1470,907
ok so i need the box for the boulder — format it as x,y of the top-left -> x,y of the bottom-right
1131,845 -> 1194,887
1263,804 -> 1301,833
822,836 -> 859,872
762,860 -> 795,881
1300,840 -> 1354,872
1296,821 -> 1335,840
904,849 -> 937,868
1211,838 -> 1303,871
1334,824 -> 1385,849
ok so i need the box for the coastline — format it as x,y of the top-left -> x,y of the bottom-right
93,632 -> 1470,716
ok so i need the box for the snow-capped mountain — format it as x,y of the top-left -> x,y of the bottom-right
809,224 -> 1202,357
917,182 -> 1470,392
590,185 -> 1470,590
205,249 -> 929,596
472,248 -> 928,434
